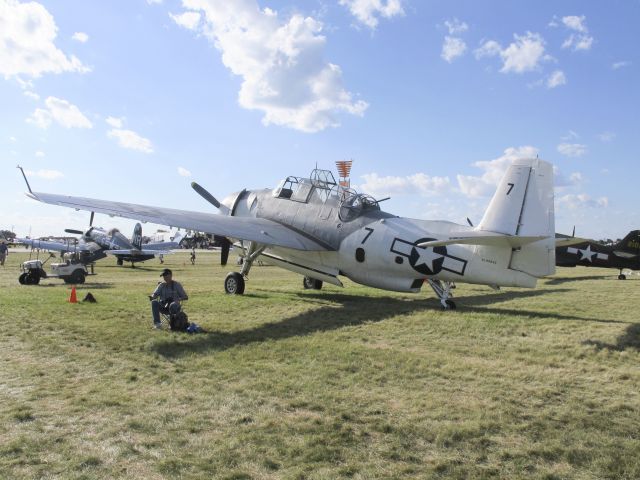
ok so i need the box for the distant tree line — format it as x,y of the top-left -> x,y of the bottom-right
0,230 -> 16,241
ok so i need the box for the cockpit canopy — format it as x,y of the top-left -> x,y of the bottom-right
272,167 -> 380,221
338,192 -> 380,222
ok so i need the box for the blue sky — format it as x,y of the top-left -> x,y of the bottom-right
1,0 -> 638,240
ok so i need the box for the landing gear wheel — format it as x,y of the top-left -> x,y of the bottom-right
443,299 -> 456,310
18,273 -> 28,285
303,276 -> 323,290
224,272 -> 245,295
70,270 -> 86,284
618,274 -> 626,280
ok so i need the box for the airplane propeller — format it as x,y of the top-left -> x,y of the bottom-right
65,228 -> 84,235
191,181 -> 232,265
191,181 -> 222,209
215,235 -> 231,266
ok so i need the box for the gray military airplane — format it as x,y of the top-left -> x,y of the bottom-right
19,158 -> 555,309
17,222 -> 183,267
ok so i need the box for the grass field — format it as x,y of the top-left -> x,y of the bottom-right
0,249 -> 639,479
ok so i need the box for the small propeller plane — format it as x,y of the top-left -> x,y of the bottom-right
18,158 -> 555,309
556,230 -> 640,280
16,221 -> 183,267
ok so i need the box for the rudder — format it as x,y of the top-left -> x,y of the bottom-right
477,158 -> 555,277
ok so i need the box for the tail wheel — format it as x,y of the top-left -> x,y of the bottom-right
224,272 -> 245,295
618,274 -> 626,280
303,276 -> 323,290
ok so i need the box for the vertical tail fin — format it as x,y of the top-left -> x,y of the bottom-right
131,223 -> 143,250
478,158 -> 555,277
615,230 -> 640,254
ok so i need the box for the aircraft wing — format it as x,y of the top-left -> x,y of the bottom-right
417,232 -> 547,248
106,249 -> 174,256
15,237 -> 84,252
27,191 -> 330,251
555,236 -> 591,247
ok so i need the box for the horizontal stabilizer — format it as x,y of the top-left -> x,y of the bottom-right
417,233 -> 546,249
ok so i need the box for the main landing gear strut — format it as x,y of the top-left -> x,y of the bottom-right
224,241 -> 265,295
427,279 -> 456,310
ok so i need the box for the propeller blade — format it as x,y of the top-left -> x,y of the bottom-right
572,225 -> 576,237
65,229 -> 84,235
89,211 -> 95,227
467,217 -> 474,227
191,182 -> 221,209
215,235 -> 231,266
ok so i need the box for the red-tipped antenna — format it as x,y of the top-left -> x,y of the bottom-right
335,160 -> 353,189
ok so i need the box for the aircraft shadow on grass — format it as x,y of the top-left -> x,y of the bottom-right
28,282 -> 115,289
153,288 -> 619,359
582,324 -> 640,352
545,275 -> 617,285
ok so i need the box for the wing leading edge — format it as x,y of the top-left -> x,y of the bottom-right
27,191 -> 330,252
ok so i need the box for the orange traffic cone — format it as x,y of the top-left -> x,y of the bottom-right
69,286 -> 78,303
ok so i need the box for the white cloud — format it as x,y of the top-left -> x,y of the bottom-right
106,116 -> 124,128
475,33 -> 549,73
557,143 -> 588,157
173,1 -> 368,133
569,172 -> 584,185
23,90 -> 39,100
612,61 -> 631,70
562,15 -> 587,32
107,129 -> 153,153
0,0 -> 90,78
561,130 -> 579,141
359,172 -> 451,198
500,32 -> 548,73
339,0 -> 404,29
457,146 -> 539,197
560,15 -> 593,51
474,40 -> 502,59
546,69 -> 566,88
177,166 -> 192,177
72,32 -> 89,43
27,96 -> 93,129
444,18 -> 467,35
25,169 -> 63,180
35,150 -> 44,158
441,36 -> 466,63
169,11 -> 201,30
146,0 -> 162,4
557,193 -> 608,210
597,131 -> 615,142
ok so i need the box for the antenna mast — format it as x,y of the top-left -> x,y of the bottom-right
335,159 -> 353,190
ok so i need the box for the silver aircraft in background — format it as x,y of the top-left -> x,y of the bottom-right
19,159 -> 555,309
17,222 -> 183,267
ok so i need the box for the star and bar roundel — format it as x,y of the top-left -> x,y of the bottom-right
391,238 -> 468,276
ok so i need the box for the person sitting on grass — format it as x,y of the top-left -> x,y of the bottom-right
149,268 -> 188,329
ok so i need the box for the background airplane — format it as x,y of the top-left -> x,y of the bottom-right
17,222 -> 183,267
19,159 -> 555,309
556,230 -> 640,279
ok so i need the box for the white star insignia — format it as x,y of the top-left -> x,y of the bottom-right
414,247 -> 443,271
578,245 -> 596,262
